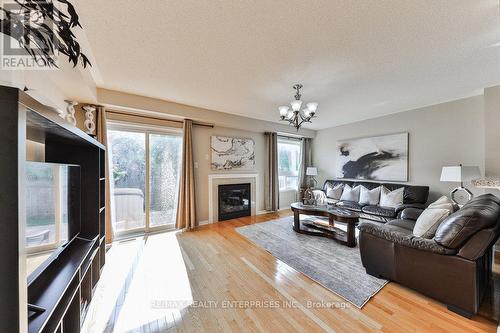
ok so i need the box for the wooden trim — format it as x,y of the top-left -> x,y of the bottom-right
106,110 -> 214,128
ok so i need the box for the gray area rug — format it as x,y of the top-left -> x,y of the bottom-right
236,217 -> 388,308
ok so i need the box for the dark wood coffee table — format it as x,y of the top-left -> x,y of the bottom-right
290,202 -> 360,247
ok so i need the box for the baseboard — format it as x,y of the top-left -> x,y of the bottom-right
257,210 -> 269,215
198,220 -> 210,226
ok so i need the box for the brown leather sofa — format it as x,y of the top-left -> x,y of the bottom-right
322,180 -> 429,223
358,193 -> 500,318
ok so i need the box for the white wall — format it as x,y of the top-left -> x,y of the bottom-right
313,96 -> 485,203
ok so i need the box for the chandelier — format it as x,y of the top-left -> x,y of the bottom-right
278,84 -> 318,131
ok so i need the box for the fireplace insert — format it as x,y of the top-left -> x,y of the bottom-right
218,183 -> 251,221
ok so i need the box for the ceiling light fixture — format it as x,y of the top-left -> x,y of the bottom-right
279,84 -> 318,131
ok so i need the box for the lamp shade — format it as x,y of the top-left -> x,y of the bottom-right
440,165 -> 481,182
306,167 -> 318,176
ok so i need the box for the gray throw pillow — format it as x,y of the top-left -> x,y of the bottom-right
359,186 -> 381,205
326,184 -> 344,200
340,184 -> 361,202
379,187 -> 404,208
413,208 -> 451,238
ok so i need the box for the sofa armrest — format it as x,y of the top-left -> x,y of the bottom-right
394,203 -> 426,215
457,228 -> 499,261
358,222 -> 456,255
398,207 -> 425,221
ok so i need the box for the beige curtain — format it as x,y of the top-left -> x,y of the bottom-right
298,137 -> 313,200
176,119 -> 197,230
96,106 -> 114,244
265,132 -> 279,211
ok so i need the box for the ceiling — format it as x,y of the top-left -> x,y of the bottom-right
73,0 -> 500,130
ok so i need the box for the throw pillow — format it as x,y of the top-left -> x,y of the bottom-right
413,208 -> 451,238
313,190 -> 327,205
340,184 -> 361,202
428,196 -> 457,214
359,186 -> 381,205
379,187 -> 404,208
326,183 -> 344,200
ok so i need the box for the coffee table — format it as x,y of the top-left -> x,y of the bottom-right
290,202 -> 360,247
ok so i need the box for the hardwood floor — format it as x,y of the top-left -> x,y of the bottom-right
83,211 -> 500,333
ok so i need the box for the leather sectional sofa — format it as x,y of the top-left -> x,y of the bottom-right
322,180 -> 430,223
358,194 -> 500,318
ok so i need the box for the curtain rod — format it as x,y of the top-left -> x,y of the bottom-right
106,110 -> 214,128
277,134 -> 304,141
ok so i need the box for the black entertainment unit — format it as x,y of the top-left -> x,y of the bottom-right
0,86 -> 106,333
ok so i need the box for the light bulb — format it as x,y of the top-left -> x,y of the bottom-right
306,102 -> 318,115
279,106 -> 289,117
290,100 -> 302,112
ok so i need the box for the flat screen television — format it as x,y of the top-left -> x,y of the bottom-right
25,162 -> 81,285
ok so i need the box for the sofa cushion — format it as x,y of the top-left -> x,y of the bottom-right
326,198 -> 339,205
326,183 -> 343,199
336,200 -> 364,212
434,194 -> 500,249
323,180 -> 430,205
361,205 -> 396,218
428,196 -> 458,213
413,208 -> 450,238
359,186 -> 381,206
386,219 -> 416,231
380,187 -> 404,208
340,185 -> 361,202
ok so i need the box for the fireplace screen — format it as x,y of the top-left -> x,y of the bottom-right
218,183 -> 251,221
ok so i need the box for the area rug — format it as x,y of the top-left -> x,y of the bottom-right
236,217 -> 388,308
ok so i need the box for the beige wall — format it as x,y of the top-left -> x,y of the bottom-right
97,88 -> 316,138
313,96 -> 486,203
95,89 -> 316,224
192,126 -> 267,223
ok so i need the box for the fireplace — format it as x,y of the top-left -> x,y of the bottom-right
218,183 -> 251,221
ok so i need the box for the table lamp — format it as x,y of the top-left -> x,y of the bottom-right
306,167 -> 318,188
440,165 -> 481,205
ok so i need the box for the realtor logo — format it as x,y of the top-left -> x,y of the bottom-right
0,0 -> 59,70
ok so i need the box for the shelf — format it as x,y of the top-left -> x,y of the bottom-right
28,237 -> 97,333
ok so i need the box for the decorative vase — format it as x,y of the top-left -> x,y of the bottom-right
82,105 -> 96,136
64,100 -> 78,126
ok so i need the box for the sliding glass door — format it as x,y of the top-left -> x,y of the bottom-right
108,125 -> 182,237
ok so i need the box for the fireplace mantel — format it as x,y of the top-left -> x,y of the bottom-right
208,173 -> 259,224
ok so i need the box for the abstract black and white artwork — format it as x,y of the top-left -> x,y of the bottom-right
336,133 -> 408,181
211,136 -> 255,170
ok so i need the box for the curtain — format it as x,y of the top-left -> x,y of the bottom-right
176,119 -> 197,230
96,106 -> 114,244
265,132 -> 279,211
298,137 -> 313,200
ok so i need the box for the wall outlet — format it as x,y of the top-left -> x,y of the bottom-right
194,162 -> 199,169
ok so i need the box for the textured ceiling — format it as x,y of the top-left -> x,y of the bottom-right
74,0 -> 500,129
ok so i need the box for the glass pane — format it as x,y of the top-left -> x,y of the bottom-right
108,130 -> 146,233
278,140 -> 302,190
149,134 -> 182,227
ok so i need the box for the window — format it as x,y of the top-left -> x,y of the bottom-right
278,138 -> 302,191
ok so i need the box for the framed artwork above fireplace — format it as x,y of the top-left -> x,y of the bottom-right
211,136 -> 255,170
